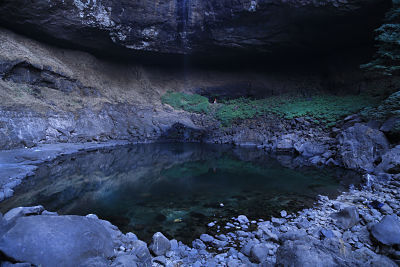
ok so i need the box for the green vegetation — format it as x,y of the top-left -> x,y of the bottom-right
215,94 -> 379,126
361,1 -> 400,76
162,92 -> 381,127
161,91 -> 210,113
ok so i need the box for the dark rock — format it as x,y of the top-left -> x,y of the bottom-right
0,0 -> 390,58
149,232 -> 171,256
377,146 -> 400,174
0,215 -> 114,267
338,124 -> 389,172
331,206 -> 359,229
370,215 -> 400,246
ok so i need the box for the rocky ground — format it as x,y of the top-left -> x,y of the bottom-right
1,117 -> 400,266
1,166 -> 399,266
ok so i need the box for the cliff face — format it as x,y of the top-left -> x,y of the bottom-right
0,0 -> 390,56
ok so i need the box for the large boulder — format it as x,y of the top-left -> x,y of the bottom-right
0,0 -> 390,57
377,145 -> 400,174
370,215 -> 400,246
338,124 -> 389,172
0,215 -> 115,267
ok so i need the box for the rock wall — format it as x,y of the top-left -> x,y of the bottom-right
1,27 -> 396,150
0,0 -> 390,57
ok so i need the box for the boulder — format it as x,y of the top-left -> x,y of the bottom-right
370,215 -> 400,246
149,232 -> 171,256
330,206 -> 360,229
338,124 -> 389,171
377,145 -> 400,174
0,215 -> 114,267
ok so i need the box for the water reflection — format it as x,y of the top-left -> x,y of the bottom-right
0,143 -> 361,243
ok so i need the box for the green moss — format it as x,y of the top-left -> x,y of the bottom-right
215,94 -> 379,127
161,91 -> 210,113
161,91 -> 380,128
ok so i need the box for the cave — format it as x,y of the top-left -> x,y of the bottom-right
0,0 -> 400,266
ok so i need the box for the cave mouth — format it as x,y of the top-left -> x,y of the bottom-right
0,143 -> 362,244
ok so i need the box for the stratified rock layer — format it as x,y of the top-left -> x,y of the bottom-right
0,0 -> 390,57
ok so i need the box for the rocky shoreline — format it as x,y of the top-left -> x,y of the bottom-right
1,164 -> 399,266
1,119 -> 400,266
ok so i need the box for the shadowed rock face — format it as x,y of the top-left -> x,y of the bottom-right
0,0 -> 391,58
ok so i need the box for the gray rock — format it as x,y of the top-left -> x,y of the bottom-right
276,239 -> 338,267
149,232 -> 171,256
331,206 -> 359,229
130,240 -> 152,267
338,124 -> 389,172
238,215 -> 249,224
200,234 -> 214,243
380,204 -> 394,215
378,146 -> 400,174
250,244 -> 269,263
0,215 -> 114,267
111,255 -> 138,267
3,205 -> 44,222
370,215 -> 400,246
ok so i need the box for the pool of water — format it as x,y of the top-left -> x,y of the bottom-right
0,143 -> 361,243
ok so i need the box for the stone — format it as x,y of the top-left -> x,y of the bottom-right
331,206 -> 359,229
0,215 -> 114,267
250,244 -> 269,263
200,234 -> 214,243
3,205 -> 44,222
338,124 -> 389,172
149,232 -> 171,256
380,204 -> 394,215
111,255 -> 138,267
276,239 -> 337,267
237,215 -> 249,224
130,240 -> 152,267
370,215 -> 400,246
280,210 -> 287,218
378,146 -> 400,174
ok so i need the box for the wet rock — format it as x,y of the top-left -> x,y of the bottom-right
0,215 -> 114,267
149,232 -> 171,256
331,206 -> 359,229
370,215 -> 400,246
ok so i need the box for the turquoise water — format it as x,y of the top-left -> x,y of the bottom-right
0,143 -> 361,243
